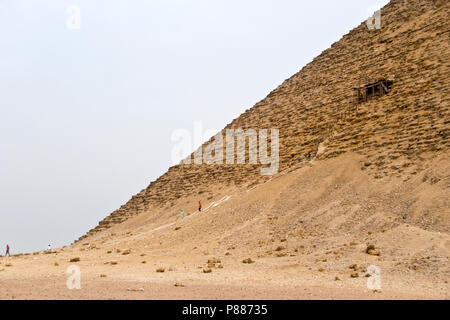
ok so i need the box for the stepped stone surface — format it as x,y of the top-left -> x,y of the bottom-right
77,0 -> 449,241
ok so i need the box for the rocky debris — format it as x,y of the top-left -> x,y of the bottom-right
242,258 -> 255,264
372,289 -> 382,293
351,272 -> 359,278
206,258 -> 222,269
366,245 -> 381,256
100,274 -> 107,278
275,246 -> 285,251
54,262 -> 59,266
141,261 -> 147,264
122,249 -> 131,255
174,227 -> 181,231
127,288 -> 144,292
5,263 -> 12,267
203,268 -> 212,273
335,276 -> 341,281
69,257 -> 80,262
207,258 -> 221,264
349,264 -> 361,271
156,267 -> 165,273
110,261 -> 118,265
174,282 -> 185,287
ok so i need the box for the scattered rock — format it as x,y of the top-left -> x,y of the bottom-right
174,282 -> 185,287
318,268 -> 325,272
242,258 -> 255,264
141,261 -> 147,264
203,268 -> 212,273
110,261 -> 118,265
174,227 -> 181,231
207,258 -> 221,264
127,288 -> 144,292
100,274 -> 107,278
122,249 -> 131,255
351,272 -> 359,278
156,267 -> 165,273
335,276 -> 341,281
366,245 -> 381,256
54,262 -> 59,266
69,257 -> 80,262
275,246 -> 285,251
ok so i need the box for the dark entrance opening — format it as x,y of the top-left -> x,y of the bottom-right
354,79 -> 393,103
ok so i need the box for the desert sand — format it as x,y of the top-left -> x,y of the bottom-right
1,154 -> 448,300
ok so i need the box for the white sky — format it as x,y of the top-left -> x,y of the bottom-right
0,0 -> 389,254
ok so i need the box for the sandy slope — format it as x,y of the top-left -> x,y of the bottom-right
1,154 -> 448,299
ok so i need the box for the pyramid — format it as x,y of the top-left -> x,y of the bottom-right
77,0 -> 449,242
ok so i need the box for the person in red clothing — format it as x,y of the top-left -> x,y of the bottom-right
198,200 -> 202,212
5,244 -> 10,257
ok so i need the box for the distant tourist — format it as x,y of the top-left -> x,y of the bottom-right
181,209 -> 184,218
5,244 -> 10,257
306,152 -> 311,161
198,201 -> 202,212
47,244 -> 52,252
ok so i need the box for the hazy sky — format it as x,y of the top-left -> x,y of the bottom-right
0,0 -> 389,254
